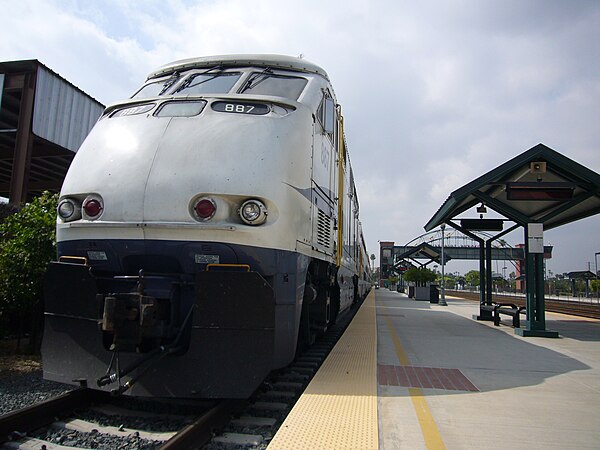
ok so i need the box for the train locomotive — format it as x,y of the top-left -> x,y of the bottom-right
42,54 -> 371,398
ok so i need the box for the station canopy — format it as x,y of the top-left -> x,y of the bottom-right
425,143 -> 600,231
395,242 -> 447,265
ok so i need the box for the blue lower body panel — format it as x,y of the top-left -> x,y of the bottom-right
42,239 -> 309,398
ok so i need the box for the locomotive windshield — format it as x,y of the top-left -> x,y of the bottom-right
240,73 -> 307,100
131,72 -> 242,99
132,80 -> 171,99
174,72 -> 242,96
131,69 -> 307,100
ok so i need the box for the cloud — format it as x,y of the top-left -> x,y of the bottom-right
1,0 -> 598,271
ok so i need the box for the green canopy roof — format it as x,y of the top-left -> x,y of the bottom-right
425,144 -> 600,231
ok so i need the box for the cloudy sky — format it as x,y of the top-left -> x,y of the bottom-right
2,0 -> 599,275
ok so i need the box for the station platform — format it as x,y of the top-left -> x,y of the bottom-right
268,288 -> 600,449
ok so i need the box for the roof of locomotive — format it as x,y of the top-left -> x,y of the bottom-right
147,54 -> 329,81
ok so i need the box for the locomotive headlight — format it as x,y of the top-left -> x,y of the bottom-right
239,199 -> 267,225
57,199 -> 81,222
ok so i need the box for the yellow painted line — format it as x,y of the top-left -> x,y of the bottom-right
384,313 -> 446,450
408,388 -> 446,450
384,314 -> 410,365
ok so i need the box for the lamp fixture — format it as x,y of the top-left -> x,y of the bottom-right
476,203 -> 487,218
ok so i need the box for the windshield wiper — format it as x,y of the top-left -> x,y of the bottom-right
240,67 -> 273,93
174,65 -> 224,94
158,71 -> 181,95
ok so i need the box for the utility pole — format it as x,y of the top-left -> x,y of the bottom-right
370,253 -> 376,283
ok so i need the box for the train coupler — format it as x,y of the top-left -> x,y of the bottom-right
99,290 -> 171,352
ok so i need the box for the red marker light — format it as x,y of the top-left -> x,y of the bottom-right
83,199 -> 103,218
194,198 -> 216,221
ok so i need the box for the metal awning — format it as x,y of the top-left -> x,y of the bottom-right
425,143 -> 600,231
566,271 -> 596,280
393,242 -> 450,267
424,143 -> 600,338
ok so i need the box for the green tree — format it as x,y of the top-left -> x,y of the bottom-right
443,275 -> 456,289
403,267 -> 436,287
0,192 -> 58,352
590,279 -> 600,297
465,270 -> 480,288
554,277 -> 571,296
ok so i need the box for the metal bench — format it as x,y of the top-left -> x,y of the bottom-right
480,302 -> 526,328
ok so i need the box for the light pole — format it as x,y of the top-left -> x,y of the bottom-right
595,252 -> 600,301
439,223 -> 447,306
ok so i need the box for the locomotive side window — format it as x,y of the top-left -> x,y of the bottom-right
174,72 -> 241,96
111,103 -> 156,117
155,100 -> 207,117
240,74 -> 307,100
317,93 -> 336,140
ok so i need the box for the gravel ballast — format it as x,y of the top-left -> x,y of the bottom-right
0,369 -> 73,415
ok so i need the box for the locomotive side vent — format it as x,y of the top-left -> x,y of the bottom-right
316,209 -> 332,249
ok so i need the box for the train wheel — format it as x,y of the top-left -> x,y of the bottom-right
296,275 -> 316,355
329,282 -> 340,325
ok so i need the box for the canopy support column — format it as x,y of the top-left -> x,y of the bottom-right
516,225 -> 559,337
446,220 -> 492,320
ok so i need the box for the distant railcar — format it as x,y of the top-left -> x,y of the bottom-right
42,54 -> 370,398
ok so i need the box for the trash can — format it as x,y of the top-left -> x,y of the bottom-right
429,285 -> 439,303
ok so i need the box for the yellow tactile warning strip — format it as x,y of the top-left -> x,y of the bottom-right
267,291 -> 378,450
383,312 -> 446,450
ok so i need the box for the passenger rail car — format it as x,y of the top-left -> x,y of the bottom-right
42,54 -> 370,398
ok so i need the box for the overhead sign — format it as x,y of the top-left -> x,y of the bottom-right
460,219 -> 504,231
506,182 -> 575,201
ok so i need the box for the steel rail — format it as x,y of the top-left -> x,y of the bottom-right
159,400 -> 245,450
0,388 -> 107,443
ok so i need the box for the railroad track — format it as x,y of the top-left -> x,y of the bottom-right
1,297 -> 366,450
448,290 -> 600,319
0,385 -> 243,449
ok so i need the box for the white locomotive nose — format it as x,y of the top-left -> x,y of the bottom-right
60,115 -> 171,223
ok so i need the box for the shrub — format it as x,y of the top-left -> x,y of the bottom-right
0,191 -> 58,352
403,267 -> 436,286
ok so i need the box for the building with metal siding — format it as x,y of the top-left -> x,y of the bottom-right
0,59 -> 104,204
33,65 -> 103,153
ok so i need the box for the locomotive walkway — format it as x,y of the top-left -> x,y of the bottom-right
268,289 -> 600,449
